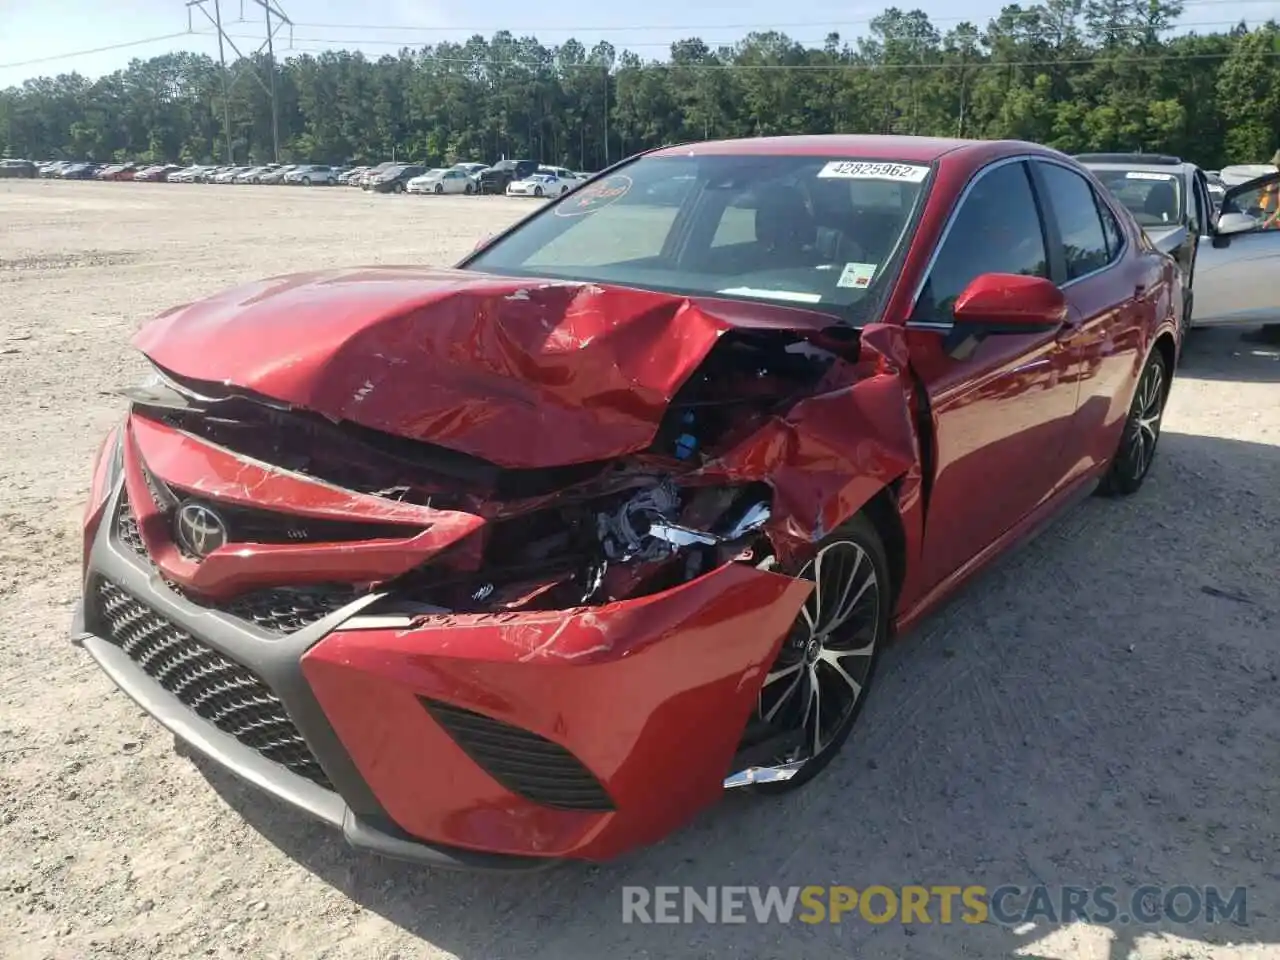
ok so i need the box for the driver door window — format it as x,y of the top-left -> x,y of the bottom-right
1221,171 -> 1280,230
911,161 -> 1049,324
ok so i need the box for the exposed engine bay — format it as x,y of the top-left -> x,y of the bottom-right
123,324 -> 863,615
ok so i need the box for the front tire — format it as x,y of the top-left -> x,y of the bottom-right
435,183 -> 443,195
750,512 -> 889,794
302,176 -> 311,186
1098,349 -> 1167,496
465,182 -> 474,195
533,186 -> 543,198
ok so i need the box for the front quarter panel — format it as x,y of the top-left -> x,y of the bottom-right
301,562 -> 813,860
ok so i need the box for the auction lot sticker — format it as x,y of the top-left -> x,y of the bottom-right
817,161 -> 930,182
555,175 -> 633,216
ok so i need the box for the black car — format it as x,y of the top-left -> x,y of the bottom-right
61,163 -> 102,180
369,164 -> 425,194
478,159 -> 539,195
0,159 -> 37,178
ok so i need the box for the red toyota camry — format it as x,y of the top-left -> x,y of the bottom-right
75,135 -> 1181,869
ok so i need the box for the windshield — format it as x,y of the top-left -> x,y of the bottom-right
463,154 -> 931,319
1091,169 -> 1182,227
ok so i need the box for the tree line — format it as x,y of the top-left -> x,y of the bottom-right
3,0 -> 1279,173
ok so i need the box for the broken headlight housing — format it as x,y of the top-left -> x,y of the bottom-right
594,480 -> 772,564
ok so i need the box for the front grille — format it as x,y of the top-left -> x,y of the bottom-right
116,492 -> 146,557
114,493 -> 363,635
173,497 -> 423,546
222,586 -> 362,634
93,579 -> 333,789
422,698 -> 614,811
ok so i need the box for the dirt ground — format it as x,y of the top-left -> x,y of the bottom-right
1,179 -> 1278,960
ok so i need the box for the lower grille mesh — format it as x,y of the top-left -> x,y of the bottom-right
422,698 -> 614,811
93,579 -> 333,790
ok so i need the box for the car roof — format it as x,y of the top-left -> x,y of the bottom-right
1076,157 -> 1195,176
648,134 -> 1018,163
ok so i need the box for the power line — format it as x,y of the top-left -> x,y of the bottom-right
0,32 -> 193,70
232,20 -> 1265,51
288,0 -> 1279,35
270,43 -> 1280,71
4,9 -> 1275,75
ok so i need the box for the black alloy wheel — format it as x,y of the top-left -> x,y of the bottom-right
752,512 -> 890,793
1099,349 -> 1168,496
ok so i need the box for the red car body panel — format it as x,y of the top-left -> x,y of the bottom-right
302,563 -> 812,858
137,266 -> 857,469
75,134 -> 1182,867
121,414 -> 483,600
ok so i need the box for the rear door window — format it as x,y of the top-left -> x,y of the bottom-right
1035,162 -> 1112,280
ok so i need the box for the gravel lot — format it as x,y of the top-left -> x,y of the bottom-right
1,179 -> 1278,960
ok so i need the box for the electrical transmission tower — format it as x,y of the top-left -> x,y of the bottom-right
186,0 -> 292,164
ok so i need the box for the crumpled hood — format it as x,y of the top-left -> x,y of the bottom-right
134,265 -> 837,469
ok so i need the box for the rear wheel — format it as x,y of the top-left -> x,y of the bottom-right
1098,349 -> 1167,496
749,513 -> 889,794
302,176 -> 311,186
393,182 -> 405,194
465,182 -> 474,195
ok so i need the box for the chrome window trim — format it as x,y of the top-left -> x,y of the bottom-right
905,153 -> 1127,331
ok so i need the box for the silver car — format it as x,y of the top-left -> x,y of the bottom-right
1080,152 -> 1280,330
283,164 -> 338,185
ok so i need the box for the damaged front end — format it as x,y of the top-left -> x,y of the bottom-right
119,306 -> 881,618
78,269 -> 922,862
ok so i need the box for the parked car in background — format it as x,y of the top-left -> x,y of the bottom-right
259,165 -> 296,185
233,165 -> 272,184
135,164 -> 182,182
358,162 -> 398,188
40,161 -> 71,178
169,165 -> 213,183
1188,168 -> 1280,328
74,134 -> 1181,870
284,164 -> 338,185
538,165 -> 582,184
1080,152 -> 1280,330
506,171 -> 572,198
0,158 -> 38,178
1076,153 -> 1212,336
338,166 -> 368,184
1205,173 -> 1225,210
213,166 -> 248,184
1218,164 -> 1273,187
61,163 -> 101,180
451,161 -> 489,178
368,163 -> 425,193
478,158 -> 538,194
106,163 -> 145,180
408,167 -> 477,195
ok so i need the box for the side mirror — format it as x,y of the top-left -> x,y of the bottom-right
952,273 -> 1068,333
1215,211 -> 1257,236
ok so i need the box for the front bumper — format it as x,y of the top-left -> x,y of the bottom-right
78,462 -> 810,866
75,487 -> 556,871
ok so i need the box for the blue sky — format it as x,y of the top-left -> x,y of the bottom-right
2,0 -> 1278,87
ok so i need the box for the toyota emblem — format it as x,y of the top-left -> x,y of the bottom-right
175,502 -> 229,558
